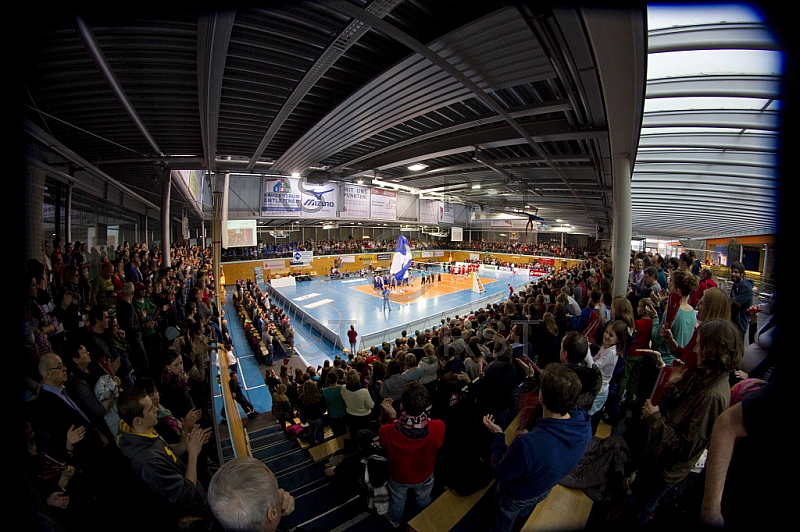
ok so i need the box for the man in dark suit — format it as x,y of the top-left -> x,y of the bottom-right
27,352 -> 109,463
26,352 -> 135,522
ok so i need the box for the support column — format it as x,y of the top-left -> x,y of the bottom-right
211,171 -> 227,315
23,153 -> 46,265
65,184 -> 73,245
161,169 -> 172,266
612,154 -> 632,298
143,209 -> 149,248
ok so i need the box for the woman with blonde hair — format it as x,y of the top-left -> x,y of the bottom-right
418,343 -> 440,397
340,368 -> 375,439
610,296 -> 635,336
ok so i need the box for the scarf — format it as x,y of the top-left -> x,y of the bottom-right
396,411 -> 429,439
161,366 -> 191,392
157,406 -> 183,436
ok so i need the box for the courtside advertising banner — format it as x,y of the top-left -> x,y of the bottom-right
289,251 -> 313,266
263,259 -> 287,270
261,177 -> 301,216
371,188 -> 397,220
300,181 -> 338,218
340,184 -> 371,219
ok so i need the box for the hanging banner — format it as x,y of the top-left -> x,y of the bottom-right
490,219 -> 514,227
340,184 -> 371,219
300,181 -> 338,218
370,188 -> 397,220
451,227 -> 463,241
261,177 -> 301,216
419,199 -> 438,224
438,201 -> 454,224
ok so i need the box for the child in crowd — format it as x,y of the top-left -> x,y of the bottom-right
619,298 -> 653,405
587,320 -> 627,431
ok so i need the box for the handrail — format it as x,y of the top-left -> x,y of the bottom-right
215,339 -> 251,460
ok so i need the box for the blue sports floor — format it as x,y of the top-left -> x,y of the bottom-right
213,266 -> 531,421
277,267 -> 527,357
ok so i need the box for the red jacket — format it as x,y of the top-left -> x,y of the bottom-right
688,277 -> 717,308
379,418 -> 445,484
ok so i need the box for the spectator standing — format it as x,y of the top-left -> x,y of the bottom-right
379,382 -> 445,528
348,324 -> 359,353
482,364 -> 591,532
729,261 -> 753,338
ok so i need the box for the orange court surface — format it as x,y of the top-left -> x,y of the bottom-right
351,273 -> 498,305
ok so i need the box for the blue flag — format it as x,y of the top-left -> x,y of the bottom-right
390,235 -> 413,283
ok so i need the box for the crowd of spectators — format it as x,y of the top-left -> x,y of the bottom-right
22,241 -> 228,529
255,248 -> 779,530
20,237 -> 781,530
220,237 -> 603,261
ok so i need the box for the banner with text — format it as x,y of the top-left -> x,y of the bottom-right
289,250 -> 314,266
371,189 -> 397,220
299,181 -> 338,218
261,177 -> 301,216
438,201 -> 454,224
263,259 -> 287,270
340,184 -> 371,219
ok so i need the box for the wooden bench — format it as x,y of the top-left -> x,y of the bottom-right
521,485 -> 594,531
407,416 -> 519,532
308,434 -> 347,462
408,418 -> 612,532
